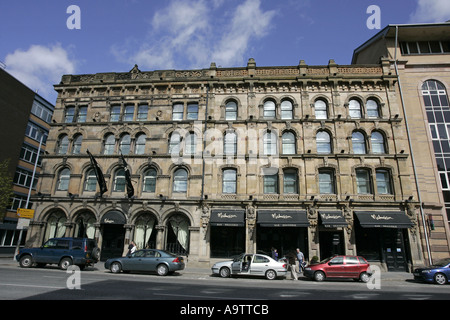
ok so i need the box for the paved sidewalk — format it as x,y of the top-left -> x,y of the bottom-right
1,256 -> 412,282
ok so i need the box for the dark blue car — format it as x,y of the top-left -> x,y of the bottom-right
413,258 -> 450,285
16,237 -> 99,270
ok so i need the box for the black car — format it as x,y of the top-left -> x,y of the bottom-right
16,237 -> 100,270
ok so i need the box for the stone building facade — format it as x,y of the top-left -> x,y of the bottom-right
25,58 -> 426,271
352,22 -> 450,263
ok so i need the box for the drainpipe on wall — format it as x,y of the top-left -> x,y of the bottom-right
393,25 -> 432,265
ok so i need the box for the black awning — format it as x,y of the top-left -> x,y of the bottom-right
319,211 -> 348,228
210,210 -> 245,227
354,211 -> 414,228
257,210 -> 310,227
101,211 -> 127,225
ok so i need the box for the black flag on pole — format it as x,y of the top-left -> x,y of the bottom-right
120,153 -> 135,198
87,150 -> 108,196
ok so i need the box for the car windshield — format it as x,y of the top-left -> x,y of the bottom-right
319,257 -> 333,264
431,258 -> 450,267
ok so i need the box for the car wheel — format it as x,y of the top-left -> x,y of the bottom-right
434,273 -> 448,285
19,255 -> 33,268
360,272 -> 370,283
314,271 -> 325,282
110,262 -> 122,274
219,267 -> 231,278
157,264 -> 169,276
265,269 -> 277,280
59,258 -> 73,270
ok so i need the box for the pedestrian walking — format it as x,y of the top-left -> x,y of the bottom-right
127,241 -> 136,256
271,248 -> 278,261
288,252 -> 298,280
296,248 -> 305,273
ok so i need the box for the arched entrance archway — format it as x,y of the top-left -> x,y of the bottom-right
44,210 -> 67,242
166,213 -> 190,255
73,210 -> 97,239
100,211 -> 126,261
134,213 -> 157,250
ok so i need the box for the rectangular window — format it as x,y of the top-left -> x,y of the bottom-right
137,104 -> 148,121
77,106 -> 87,123
123,105 -> 134,122
187,103 -> 199,120
173,104 -> 184,121
110,106 -> 121,122
319,171 -> 335,194
65,107 -> 75,123
264,175 -> 278,194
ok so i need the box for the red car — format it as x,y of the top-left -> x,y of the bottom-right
303,255 -> 371,282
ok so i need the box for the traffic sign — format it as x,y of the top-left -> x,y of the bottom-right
17,208 -> 35,219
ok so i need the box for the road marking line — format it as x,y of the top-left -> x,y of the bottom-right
0,283 -> 65,290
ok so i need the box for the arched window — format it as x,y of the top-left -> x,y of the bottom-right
173,168 -> 188,193
422,80 -> 450,197
316,131 -> 331,154
352,131 -> 366,154
356,168 -> 372,194
44,212 -> 67,241
57,168 -> 71,191
84,168 -> 97,192
371,131 -> 386,154
349,99 -> 362,118
282,131 -> 296,154
222,168 -> 237,194
319,169 -> 335,194
143,168 -> 157,193
72,134 -> 83,155
263,131 -> 277,155
366,99 -> 380,118
225,101 -> 237,120
134,215 -> 156,249
119,134 -> 131,155
224,131 -> 237,156
283,168 -> 298,194
113,169 -> 126,192
169,132 -> 181,155
281,100 -> 293,119
263,100 -> 276,119
57,135 -> 69,154
104,134 -> 116,155
135,134 -> 146,155
315,99 -> 328,119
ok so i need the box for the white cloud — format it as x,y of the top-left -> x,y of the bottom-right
409,0 -> 450,23
212,0 -> 277,67
112,0 -> 277,70
4,44 -> 76,101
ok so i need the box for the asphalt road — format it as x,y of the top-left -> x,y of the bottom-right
0,260 -> 449,302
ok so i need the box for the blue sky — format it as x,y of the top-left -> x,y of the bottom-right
1,0 -> 449,103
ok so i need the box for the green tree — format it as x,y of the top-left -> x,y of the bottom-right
0,159 -> 14,221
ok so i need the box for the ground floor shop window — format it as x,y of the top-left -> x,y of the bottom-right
210,226 -> 245,258
256,227 -> 308,259
319,230 -> 345,260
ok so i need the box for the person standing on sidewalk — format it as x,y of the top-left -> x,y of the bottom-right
287,252 -> 298,280
296,248 -> 305,273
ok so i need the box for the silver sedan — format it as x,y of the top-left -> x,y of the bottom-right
105,249 -> 185,276
211,253 -> 287,280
